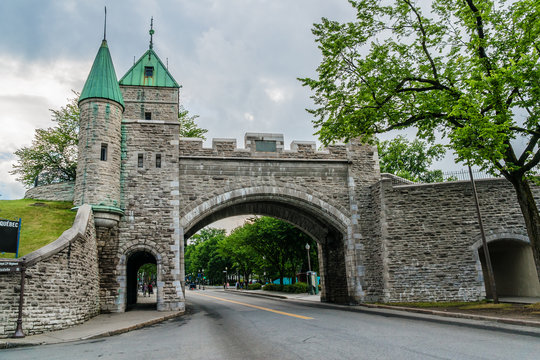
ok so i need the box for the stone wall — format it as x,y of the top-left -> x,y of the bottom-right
24,182 -> 75,202
377,178 -> 534,302
0,205 -> 99,338
120,86 -> 179,122
97,119 -> 183,312
177,136 -> 379,304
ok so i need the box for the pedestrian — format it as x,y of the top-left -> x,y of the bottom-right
149,283 -> 153,295
143,283 -> 148,297
235,281 -> 239,290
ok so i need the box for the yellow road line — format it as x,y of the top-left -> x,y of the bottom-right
192,292 -> 314,320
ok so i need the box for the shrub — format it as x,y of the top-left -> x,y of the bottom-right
262,282 -> 309,293
248,282 -> 262,290
262,283 -> 284,292
288,282 -> 308,293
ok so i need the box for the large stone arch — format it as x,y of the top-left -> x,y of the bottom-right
180,185 -> 355,304
181,185 -> 351,237
116,241 -> 165,312
471,232 -> 540,298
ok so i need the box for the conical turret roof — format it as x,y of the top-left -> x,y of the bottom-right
79,40 -> 125,110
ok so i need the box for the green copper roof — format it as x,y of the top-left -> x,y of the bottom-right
79,40 -> 125,109
119,49 -> 180,88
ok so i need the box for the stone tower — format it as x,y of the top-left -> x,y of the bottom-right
74,37 -> 125,227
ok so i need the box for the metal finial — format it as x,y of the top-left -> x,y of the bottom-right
103,7 -> 107,41
149,17 -> 155,50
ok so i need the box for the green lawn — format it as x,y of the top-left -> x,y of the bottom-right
0,199 -> 76,258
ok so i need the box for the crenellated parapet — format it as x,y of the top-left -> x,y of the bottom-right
178,132 -> 350,161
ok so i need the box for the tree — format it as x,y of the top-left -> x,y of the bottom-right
222,217 -> 315,285
11,94 -> 79,187
378,136 -> 445,182
300,0 -> 540,278
185,228 -> 228,284
179,105 -> 208,140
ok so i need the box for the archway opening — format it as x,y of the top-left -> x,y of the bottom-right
478,239 -> 540,298
126,251 -> 157,310
183,196 -> 351,304
185,217 -> 320,290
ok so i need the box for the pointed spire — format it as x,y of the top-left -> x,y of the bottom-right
79,39 -> 125,109
149,17 -> 155,50
103,7 -> 107,41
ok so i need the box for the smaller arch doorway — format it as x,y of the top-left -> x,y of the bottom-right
478,239 -> 540,298
126,251 -> 157,310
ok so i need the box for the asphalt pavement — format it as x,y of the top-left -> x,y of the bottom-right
1,287 -> 539,349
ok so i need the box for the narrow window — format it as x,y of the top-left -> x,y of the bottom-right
156,154 -> 162,168
145,112 -> 152,120
100,143 -> 108,161
144,66 -> 154,77
138,153 -> 144,168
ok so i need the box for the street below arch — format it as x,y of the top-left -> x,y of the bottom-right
2,289 -> 539,359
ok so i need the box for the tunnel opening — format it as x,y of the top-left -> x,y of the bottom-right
478,239 -> 540,298
182,196 -> 351,304
126,251 -> 158,310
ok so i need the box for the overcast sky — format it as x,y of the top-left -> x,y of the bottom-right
0,0 -> 462,201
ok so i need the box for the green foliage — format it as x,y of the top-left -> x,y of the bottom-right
179,106 -> 208,140
262,283 -> 284,292
378,136 -> 445,182
247,282 -> 262,290
301,0 -> 540,175
301,0 -> 540,269
11,93 -> 79,187
219,217 -> 317,285
262,282 -> 309,293
138,263 -> 156,282
185,228 -> 228,284
0,199 -> 76,258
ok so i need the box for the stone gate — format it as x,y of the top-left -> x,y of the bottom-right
7,27 -> 540,331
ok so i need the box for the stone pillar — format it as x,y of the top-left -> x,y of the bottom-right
345,139 -> 381,302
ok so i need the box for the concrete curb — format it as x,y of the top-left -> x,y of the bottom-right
226,290 -> 540,337
0,311 -> 184,349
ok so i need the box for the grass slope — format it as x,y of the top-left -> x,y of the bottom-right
0,199 -> 76,258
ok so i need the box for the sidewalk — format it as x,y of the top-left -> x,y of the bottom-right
0,306 -> 183,349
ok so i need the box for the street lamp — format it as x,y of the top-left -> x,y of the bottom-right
305,243 -> 311,272
202,268 -> 205,290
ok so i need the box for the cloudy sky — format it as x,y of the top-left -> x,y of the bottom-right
0,0 -> 461,200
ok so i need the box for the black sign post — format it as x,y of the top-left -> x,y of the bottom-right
0,259 -> 26,338
14,259 -> 26,338
0,218 -> 22,257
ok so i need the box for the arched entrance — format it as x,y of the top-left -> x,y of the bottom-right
181,188 -> 354,304
477,236 -> 540,298
126,251 -> 158,309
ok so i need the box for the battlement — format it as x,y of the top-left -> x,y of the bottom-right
179,132 -> 349,160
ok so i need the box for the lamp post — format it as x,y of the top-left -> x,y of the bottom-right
262,256 -> 266,284
305,243 -> 311,273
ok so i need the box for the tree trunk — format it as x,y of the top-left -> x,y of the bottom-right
507,174 -> 540,282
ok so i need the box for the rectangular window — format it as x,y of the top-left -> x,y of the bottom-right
145,112 -> 152,120
156,154 -> 162,168
255,140 -> 277,152
100,143 -> 108,161
144,66 -> 154,77
138,153 -> 144,168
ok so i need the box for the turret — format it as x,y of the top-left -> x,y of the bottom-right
74,38 -> 125,227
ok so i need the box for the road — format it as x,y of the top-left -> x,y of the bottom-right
2,289 -> 539,359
